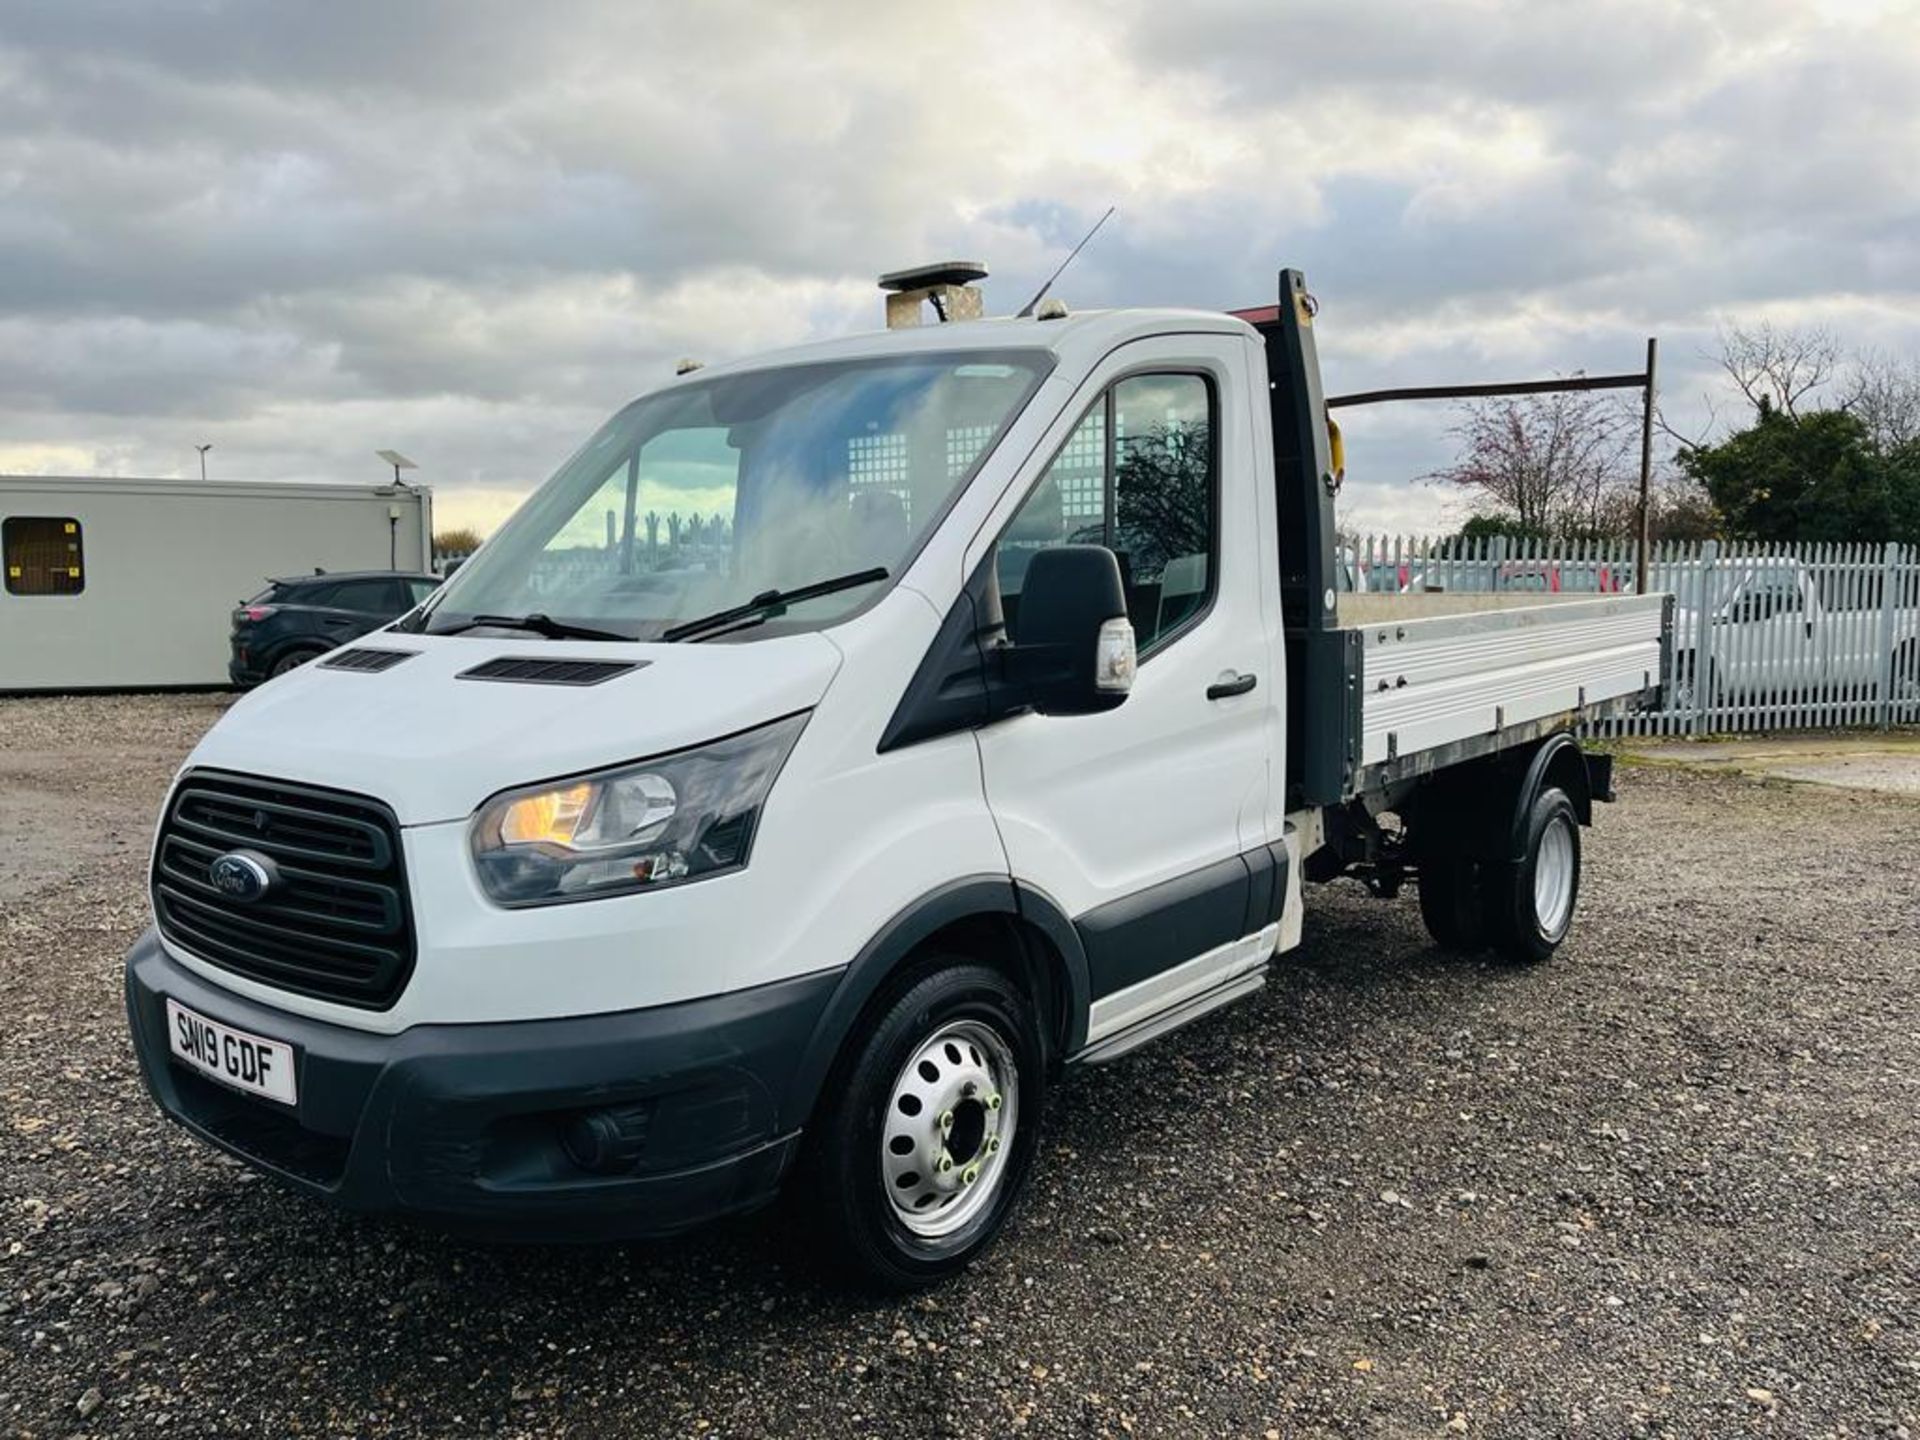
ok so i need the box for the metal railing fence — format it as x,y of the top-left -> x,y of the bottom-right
1347,534 -> 1920,736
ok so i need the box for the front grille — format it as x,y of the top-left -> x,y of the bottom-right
152,771 -> 415,1009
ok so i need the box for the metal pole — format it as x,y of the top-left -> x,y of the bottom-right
1326,371 -> 1649,408
1636,337 -> 1658,595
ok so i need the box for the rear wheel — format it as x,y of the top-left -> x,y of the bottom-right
806,959 -> 1045,1290
269,647 -> 323,678
1482,786 -> 1581,964
1418,851 -> 1486,951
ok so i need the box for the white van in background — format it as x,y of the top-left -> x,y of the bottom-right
1669,557 -> 1920,708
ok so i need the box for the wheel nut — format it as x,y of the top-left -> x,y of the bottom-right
986,1093 -> 1003,1111
939,1110 -> 954,1132
986,1135 -> 1001,1155
937,1154 -> 954,1174
962,1164 -> 981,1186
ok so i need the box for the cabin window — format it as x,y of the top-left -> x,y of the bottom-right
3,516 -> 85,596
997,373 -> 1218,655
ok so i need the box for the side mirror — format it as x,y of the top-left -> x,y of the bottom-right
1003,545 -> 1135,716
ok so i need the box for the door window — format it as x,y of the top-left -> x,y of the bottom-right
1730,570 -> 1804,622
327,579 -> 401,613
997,373 -> 1216,653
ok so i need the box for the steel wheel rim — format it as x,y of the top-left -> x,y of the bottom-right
1533,816 -> 1576,936
881,1018 -> 1019,1239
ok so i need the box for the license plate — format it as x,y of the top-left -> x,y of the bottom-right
165,999 -> 297,1106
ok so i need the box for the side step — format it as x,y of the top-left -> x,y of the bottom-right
1072,970 -> 1267,1066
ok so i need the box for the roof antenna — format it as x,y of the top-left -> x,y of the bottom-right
1015,206 -> 1115,318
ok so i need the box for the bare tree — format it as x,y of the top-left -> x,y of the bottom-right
1844,348 -> 1920,451
1716,320 -> 1841,419
1651,392 -> 1722,452
1426,387 -> 1638,537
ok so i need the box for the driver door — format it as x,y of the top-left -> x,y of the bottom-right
972,337 -> 1276,1050
1727,567 -> 1818,699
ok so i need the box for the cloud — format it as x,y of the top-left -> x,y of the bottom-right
2,0 -> 1917,537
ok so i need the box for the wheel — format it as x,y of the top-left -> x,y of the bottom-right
1672,656 -> 1717,714
269,648 -> 323,678
1895,642 -> 1920,709
1418,850 -> 1486,951
1482,786 -> 1581,965
805,959 -> 1045,1290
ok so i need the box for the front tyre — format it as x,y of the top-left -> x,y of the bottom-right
1482,786 -> 1581,964
1672,655 -> 1718,715
807,959 -> 1045,1290
1895,641 -> 1920,710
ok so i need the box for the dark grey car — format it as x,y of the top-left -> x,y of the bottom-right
228,571 -> 439,686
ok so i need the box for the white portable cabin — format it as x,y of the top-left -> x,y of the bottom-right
0,476 -> 434,691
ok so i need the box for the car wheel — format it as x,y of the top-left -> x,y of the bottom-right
1673,655 -> 1721,715
1418,850 -> 1486,951
806,958 -> 1045,1290
1482,786 -> 1581,965
269,648 -> 323,678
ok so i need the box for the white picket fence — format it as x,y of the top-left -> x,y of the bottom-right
1348,535 -> 1920,737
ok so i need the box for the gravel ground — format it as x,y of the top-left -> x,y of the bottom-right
3,695 -> 1918,1439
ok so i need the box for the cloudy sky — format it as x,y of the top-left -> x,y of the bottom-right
3,0 -> 1917,535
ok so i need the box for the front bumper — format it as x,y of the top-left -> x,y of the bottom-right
125,929 -> 842,1240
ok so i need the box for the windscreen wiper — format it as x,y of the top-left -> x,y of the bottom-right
427,612 -> 631,642
660,567 -> 888,643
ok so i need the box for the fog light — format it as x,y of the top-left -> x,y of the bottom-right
560,1103 -> 652,1174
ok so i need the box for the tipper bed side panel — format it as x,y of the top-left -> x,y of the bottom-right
1354,594 -> 1667,767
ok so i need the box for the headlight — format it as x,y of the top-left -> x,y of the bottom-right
469,712 -> 808,906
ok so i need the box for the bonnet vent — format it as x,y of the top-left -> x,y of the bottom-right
319,648 -> 417,673
456,656 -> 647,687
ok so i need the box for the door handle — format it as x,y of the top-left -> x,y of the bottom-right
1207,671 -> 1257,700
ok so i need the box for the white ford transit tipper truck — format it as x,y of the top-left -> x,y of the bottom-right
126,267 -> 1671,1287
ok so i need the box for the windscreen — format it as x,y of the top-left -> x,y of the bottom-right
418,350 -> 1051,641
1665,562 -> 1801,615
